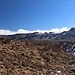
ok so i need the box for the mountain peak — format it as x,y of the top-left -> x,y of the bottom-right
69,27 -> 75,31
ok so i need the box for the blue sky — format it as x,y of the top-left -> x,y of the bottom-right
0,0 -> 75,32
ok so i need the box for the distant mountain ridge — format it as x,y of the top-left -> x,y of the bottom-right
0,28 -> 75,40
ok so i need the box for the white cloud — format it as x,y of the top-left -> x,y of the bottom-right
49,27 -> 70,33
0,27 -> 70,35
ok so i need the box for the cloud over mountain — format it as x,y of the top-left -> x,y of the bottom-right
0,27 -> 70,35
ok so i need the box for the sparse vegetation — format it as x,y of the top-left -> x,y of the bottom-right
0,38 -> 75,75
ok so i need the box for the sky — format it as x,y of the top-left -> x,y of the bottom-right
0,0 -> 75,35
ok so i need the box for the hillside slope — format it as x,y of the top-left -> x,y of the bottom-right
0,38 -> 75,75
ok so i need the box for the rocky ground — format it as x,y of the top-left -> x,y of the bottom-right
0,38 -> 75,75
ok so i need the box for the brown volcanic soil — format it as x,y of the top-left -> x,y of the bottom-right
0,38 -> 75,75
